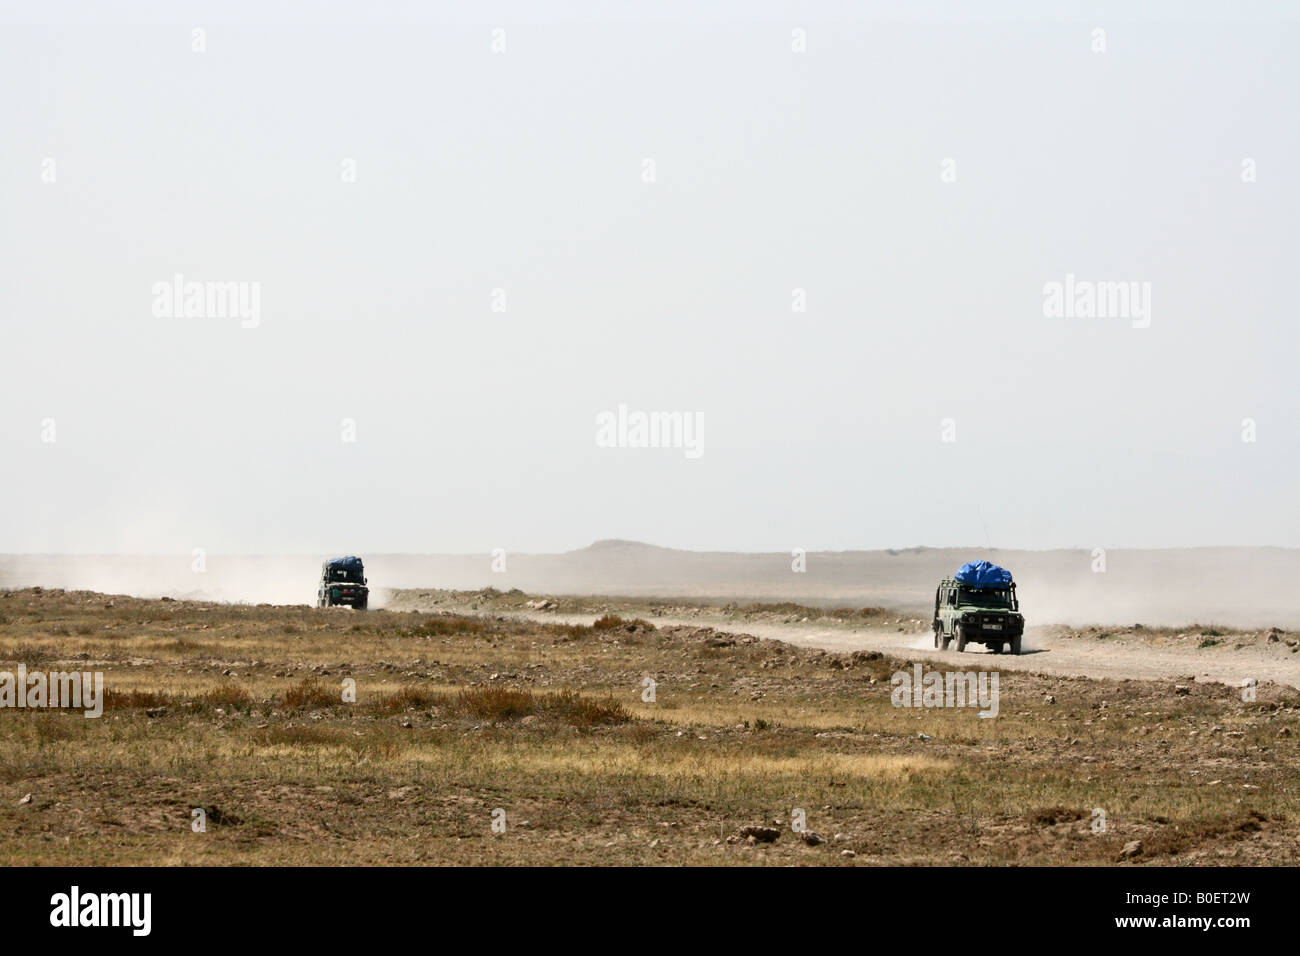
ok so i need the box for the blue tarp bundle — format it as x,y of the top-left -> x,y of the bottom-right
954,560 -> 1013,587
327,555 -> 365,572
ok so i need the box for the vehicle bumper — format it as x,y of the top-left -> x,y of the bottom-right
963,624 -> 1023,641
327,589 -> 368,606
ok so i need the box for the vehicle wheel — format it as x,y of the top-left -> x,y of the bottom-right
955,626 -> 967,652
990,642 -> 1003,654
354,600 -> 367,612
940,629 -> 952,650
1010,635 -> 1022,655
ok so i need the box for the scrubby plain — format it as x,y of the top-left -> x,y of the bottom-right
1,587 -> 1296,865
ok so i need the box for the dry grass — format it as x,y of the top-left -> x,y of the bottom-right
282,679 -> 344,709
200,684 -> 254,710
103,689 -> 171,710
403,616 -> 488,638
372,685 -> 443,714
0,586 -> 1297,866
534,689 -> 630,727
455,686 -> 535,720
553,614 -> 655,642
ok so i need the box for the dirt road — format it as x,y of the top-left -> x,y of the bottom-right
466,607 -> 1300,691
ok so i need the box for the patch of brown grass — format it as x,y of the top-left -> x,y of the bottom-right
102,689 -> 172,710
828,606 -> 891,620
454,686 -> 536,721
405,617 -> 487,637
200,683 -> 254,710
540,689 -> 632,727
441,686 -> 631,727
282,679 -> 343,709
373,685 -> 442,714
554,614 -> 655,641
2,644 -> 56,665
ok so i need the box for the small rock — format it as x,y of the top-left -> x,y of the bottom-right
1174,685 -> 1190,696
1121,840 -> 1142,858
801,831 -> 825,846
145,707 -> 167,718
1044,695 -> 1056,704
18,793 -> 32,805
841,849 -> 856,858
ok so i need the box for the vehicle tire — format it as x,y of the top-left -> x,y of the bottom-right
940,629 -> 952,650
990,642 -> 1003,654
955,626 -> 967,652
1010,635 -> 1022,656
354,600 -> 367,612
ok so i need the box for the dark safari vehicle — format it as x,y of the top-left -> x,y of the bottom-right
933,560 -> 1024,654
317,555 -> 369,610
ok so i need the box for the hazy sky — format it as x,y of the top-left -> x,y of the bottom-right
2,1 -> 1297,554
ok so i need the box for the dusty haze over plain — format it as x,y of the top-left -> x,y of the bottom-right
3,543 -> 1298,629
2,1 -> 1297,562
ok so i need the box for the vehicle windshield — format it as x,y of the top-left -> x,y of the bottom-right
959,587 -> 1012,608
327,567 -> 361,582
